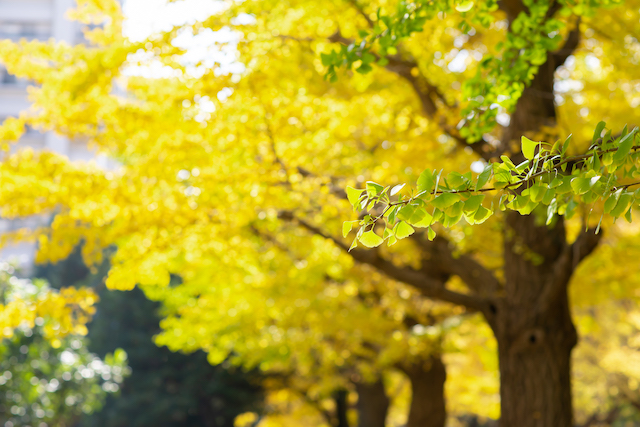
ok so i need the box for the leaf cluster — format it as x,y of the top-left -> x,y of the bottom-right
346,123 -> 640,248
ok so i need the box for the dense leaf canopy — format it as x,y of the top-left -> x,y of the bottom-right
1,0 -> 640,424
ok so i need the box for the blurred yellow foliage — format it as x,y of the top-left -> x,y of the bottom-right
0,0 -> 639,424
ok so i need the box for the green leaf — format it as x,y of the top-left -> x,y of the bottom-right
476,164 -> 492,191
407,209 -> 427,225
397,205 -> 417,222
455,1 -> 474,12
433,169 -> 443,195
546,198 -> 558,225
383,227 -> 393,239
446,201 -> 464,218
570,176 -> 600,195
518,200 -> 539,215
342,221 -> 355,238
604,189 -> 622,213
346,186 -> 364,206
388,206 -> 399,224
366,181 -> 385,197
431,193 -> 461,210
521,136 -> 537,160
592,121 -> 606,144
592,151 -> 601,171
555,177 -> 573,194
359,230 -> 384,248
321,52 -> 333,66
500,155 -> 516,170
463,195 -> 485,214
610,193 -> 633,217
565,199 -> 578,220
612,131 -> 635,165
362,52 -> 375,64
356,63 -> 373,74
562,134 -> 572,155
494,163 -> 512,183
549,177 -> 563,188
509,194 -> 530,211
473,206 -> 492,224
442,209 -> 464,227
394,221 -> 415,239
412,211 -> 433,228
602,152 -> 614,166
446,172 -> 468,189
583,190 -> 599,204
417,169 -> 435,193
541,188 -> 555,205
529,183 -> 547,203
427,226 -> 436,241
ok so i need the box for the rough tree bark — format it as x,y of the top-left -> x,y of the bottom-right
491,23 -> 598,425
400,356 -> 447,427
354,379 -> 390,427
495,211 -> 577,427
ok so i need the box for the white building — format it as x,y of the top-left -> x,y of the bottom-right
0,0 -> 104,270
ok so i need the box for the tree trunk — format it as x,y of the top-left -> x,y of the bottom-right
355,379 -> 389,427
334,388 -> 350,427
401,356 -> 447,427
493,46 -> 583,425
493,207 -> 577,427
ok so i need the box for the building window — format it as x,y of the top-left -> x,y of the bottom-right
1,68 -> 17,85
0,21 -> 51,40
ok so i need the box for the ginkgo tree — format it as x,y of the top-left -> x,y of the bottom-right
1,0 -> 640,426
0,1 -> 488,426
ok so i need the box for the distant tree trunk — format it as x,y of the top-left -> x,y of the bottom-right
354,379 -> 389,427
400,355 -> 446,427
334,388 -> 350,427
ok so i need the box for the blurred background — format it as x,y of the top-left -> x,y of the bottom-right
1,1 -> 640,427
0,2 -> 264,426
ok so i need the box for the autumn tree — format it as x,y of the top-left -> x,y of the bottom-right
0,1 -> 472,425
35,248 -> 265,427
0,262 -> 127,427
1,0 -> 640,425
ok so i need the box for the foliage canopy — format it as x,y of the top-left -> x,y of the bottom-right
1,0 -> 640,425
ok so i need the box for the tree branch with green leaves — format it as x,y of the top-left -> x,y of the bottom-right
344,123 -> 640,250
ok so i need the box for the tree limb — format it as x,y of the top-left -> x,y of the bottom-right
411,232 -> 502,297
327,30 -> 492,161
347,0 -> 374,28
552,17 -> 581,69
280,212 -> 492,313
537,227 -> 602,315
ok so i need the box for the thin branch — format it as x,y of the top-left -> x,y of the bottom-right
347,0 -> 374,28
373,142 -> 640,205
263,114 -> 288,171
327,29 -> 492,161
